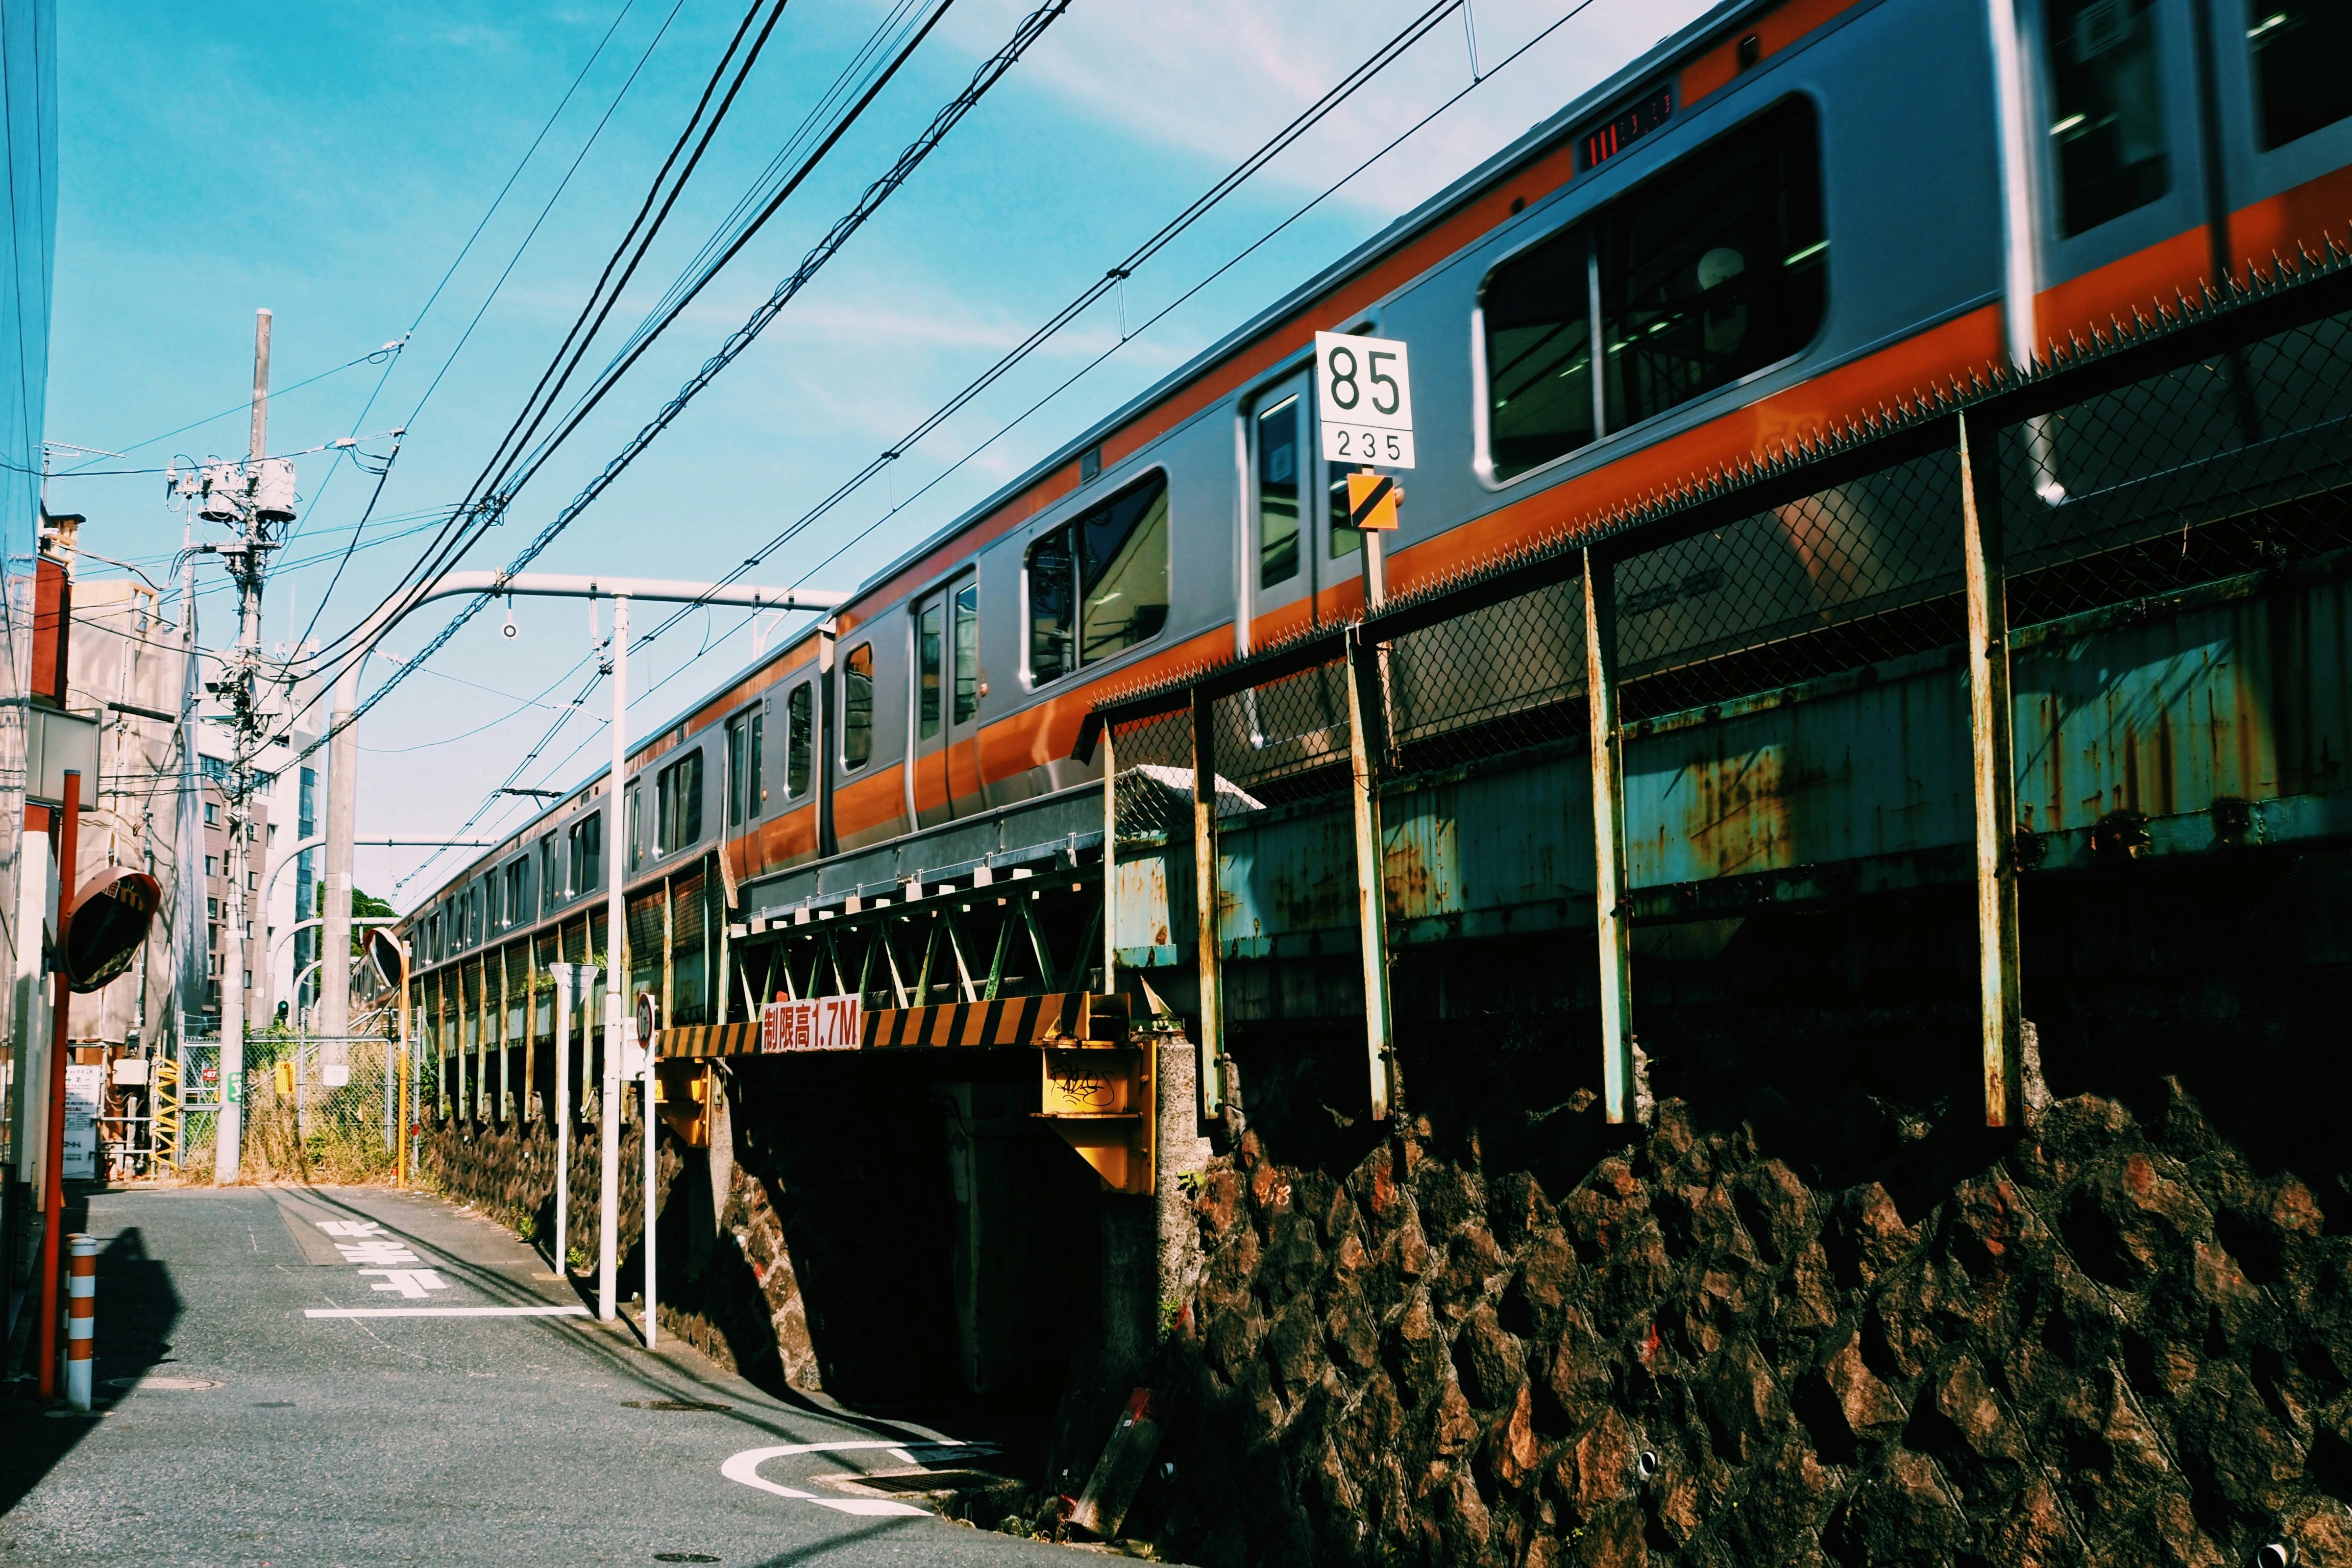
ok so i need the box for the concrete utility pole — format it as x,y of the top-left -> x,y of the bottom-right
215,308 -> 274,1184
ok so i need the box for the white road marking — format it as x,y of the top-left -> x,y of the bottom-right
338,1240 -> 424,1265
721,1443 -> 931,1517
304,1306 -> 592,1318
314,1220 -> 385,1237
358,1268 -> 448,1298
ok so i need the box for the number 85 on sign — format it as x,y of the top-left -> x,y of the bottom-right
1315,331 -> 1415,469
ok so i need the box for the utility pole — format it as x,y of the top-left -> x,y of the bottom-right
212,307 -> 292,1184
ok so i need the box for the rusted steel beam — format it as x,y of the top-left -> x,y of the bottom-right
1191,687 -> 1225,1118
1583,552 -> 1635,1125
1344,625 -> 1397,1121
1960,409 -> 2026,1127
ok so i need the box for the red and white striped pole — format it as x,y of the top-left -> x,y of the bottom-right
64,1234 -> 96,1411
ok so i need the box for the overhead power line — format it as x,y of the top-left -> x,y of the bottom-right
291,0 -> 1068,768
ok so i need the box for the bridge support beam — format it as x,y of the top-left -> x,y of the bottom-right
1583,550 -> 1636,1125
1344,626 -> 1397,1122
1960,411 -> 2026,1127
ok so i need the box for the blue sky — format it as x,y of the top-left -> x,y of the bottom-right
47,0 -> 1709,906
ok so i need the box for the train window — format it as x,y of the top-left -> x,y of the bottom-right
1027,471 -> 1170,682
842,644 -> 874,768
1027,532 -> 1075,682
726,710 -> 764,825
537,836 -> 557,913
627,782 -> 643,870
2246,3 -> 2352,149
1483,225 -> 1599,480
1480,99 -> 1822,473
917,598 -> 945,740
786,682 -> 813,797
656,750 -> 703,854
568,811 -> 601,894
2043,0 -> 2171,236
1256,398 -> 1301,586
1598,98 -> 1824,430
503,860 -> 530,927
954,582 -> 980,723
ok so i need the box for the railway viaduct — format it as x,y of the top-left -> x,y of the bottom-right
406,262 -> 2352,1564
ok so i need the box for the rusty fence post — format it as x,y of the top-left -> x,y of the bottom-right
1582,550 -> 1636,1124
1102,721 -> 1118,1001
1189,688 -> 1225,1119
1959,410 -> 2025,1126
1343,625 -> 1397,1121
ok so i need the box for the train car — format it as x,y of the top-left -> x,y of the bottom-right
403,0 -> 2352,1033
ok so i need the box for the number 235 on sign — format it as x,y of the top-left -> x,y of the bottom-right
1315,331 -> 1415,469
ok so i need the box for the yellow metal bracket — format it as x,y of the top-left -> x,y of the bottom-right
1036,1039 -> 1153,1196
654,1060 -> 714,1148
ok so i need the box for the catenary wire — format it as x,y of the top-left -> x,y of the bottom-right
287,0 -> 1062,761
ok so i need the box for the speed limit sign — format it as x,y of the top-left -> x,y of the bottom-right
1315,331 -> 1415,468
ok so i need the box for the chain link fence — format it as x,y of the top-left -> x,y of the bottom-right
1092,260 -> 2352,865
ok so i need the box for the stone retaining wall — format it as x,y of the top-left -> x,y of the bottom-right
1132,1078 -> 2350,1567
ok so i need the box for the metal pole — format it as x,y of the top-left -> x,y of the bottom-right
1959,411 -> 2025,1126
64,1234 -> 96,1411
599,598 -> 629,1323
1101,723 -> 1117,1001
1189,689 -> 1224,1118
551,962 -> 594,1275
37,769 -> 81,1401
643,1013 -> 657,1348
1582,551 -> 1635,1124
1343,628 -> 1396,1121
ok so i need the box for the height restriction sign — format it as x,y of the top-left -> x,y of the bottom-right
1315,331 -> 1414,468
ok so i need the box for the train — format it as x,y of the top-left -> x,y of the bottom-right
400,0 -> 2352,1023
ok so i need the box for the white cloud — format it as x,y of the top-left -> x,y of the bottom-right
933,0 -> 1719,215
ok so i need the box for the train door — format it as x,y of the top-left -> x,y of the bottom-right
1246,374 -> 1316,647
911,571 -> 983,827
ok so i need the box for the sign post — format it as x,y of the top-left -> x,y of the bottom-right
1314,331 -> 1414,609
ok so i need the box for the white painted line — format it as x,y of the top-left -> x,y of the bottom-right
304,1306 -> 592,1318
721,1442 -> 931,1517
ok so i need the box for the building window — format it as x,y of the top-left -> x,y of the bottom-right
2043,0 -> 2170,236
204,801 -> 218,826
298,766 -> 317,838
841,644 -> 874,769
656,750 -> 704,854
785,683 -> 813,798
568,812 -> 602,894
209,922 -> 221,952
207,897 -> 219,918
247,871 -> 258,891
205,856 -> 218,878
1026,470 -> 1170,684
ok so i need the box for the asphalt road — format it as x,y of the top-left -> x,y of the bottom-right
0,1185 -> 1078,1568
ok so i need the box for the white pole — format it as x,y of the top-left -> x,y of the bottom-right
598,599 -> 628,1324
552,964 -> 571,1274
643,1013 -> 657,1348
